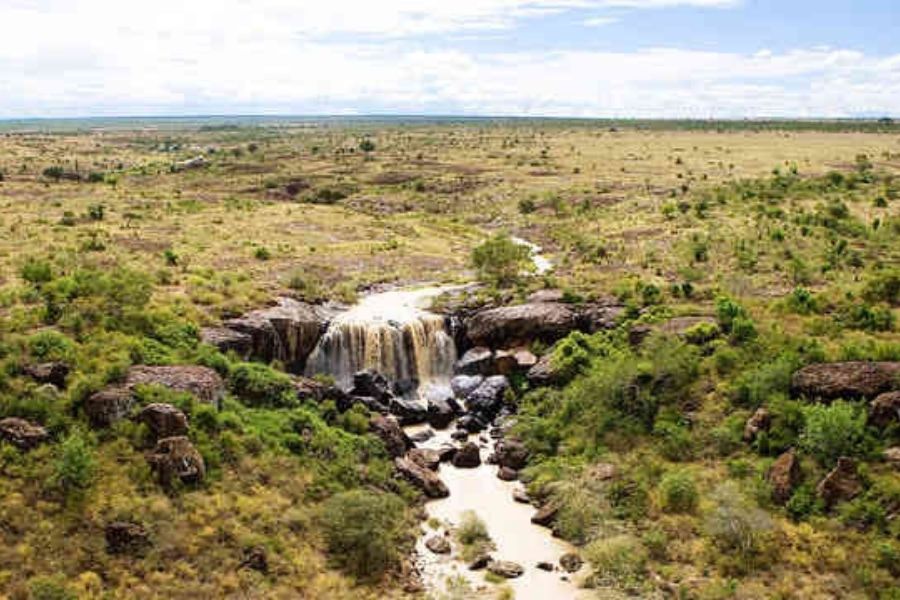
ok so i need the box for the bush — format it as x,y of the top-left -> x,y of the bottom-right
21,258 -> 53,285
785,287 -> 819,315
863,269 -> 900,306
27,330 -> 75,362
320,489 -> 407,580
659,470 -> 699,513
228,363 -> 296,408
800,400 -> 868,465
53,432 -> 96,495
835,302 -> 895,332
471,233 -> 533,287
584,534 -> 647,586
704,482 -> 772,566
28,575 -> 75,600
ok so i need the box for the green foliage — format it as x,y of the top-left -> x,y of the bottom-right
52,431 -> 96,496
704,482 -> 773,567
28,575 -> 76,600
862,269 -> 900,306
27,330 -> 75,362
228,363 -> 297,408
320,489 -> 406,580
800,400 -> 869,465
715,296 -> 757,343
21,258 -> 54,285
834,302 -> 895,332
785,484 -> 824,522
584,534 -> 647,587
456,510 -> 490,545
253,246 -> 272,261
358,138 -> 376,153
784,286 -> 819,315
683,321 -> 720,345
659,469 -> 699,513
471,233 -> 533,286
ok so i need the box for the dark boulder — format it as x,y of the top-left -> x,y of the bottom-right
436,444 -> 457,463
85,386 -> 135,428
105,521 -> 151,555
427,397 -> 457,429
816,457 -> 863,509
126,365 -> 225,409
870,391 -> 900,428
559,553 -> 583,573
791,362 -> 900,401
531,501 -> 559,527
465,375 -> 510,421
137,403 -> 189,439
451,375 -> 484,399
767,448 -> 800,504
370,415 -> 412,458
408,448 -> 441,471
628,324 -> 653,347
495,438 -> 529,471
23,362 -> 69,388
408,428 -> 435,444
225,297 -> 330,373
0,417 -> 49,450
488,560 -> 524,579
465,303 -> 579,348
526,353 -> 563,387
394,457 -> 449,498
743,407 -> 771,442
457,414 -> 488,433
537,561 -> 554,572
352,369 -> 393,403
512,488 -> 531,504
199,327 -> 252,357
390,396 -> 428,425
578,304 -> 625,333
147,436 -> 205,489
450,429 -> 470,441
294,376 -> 352,408
497,466 -> 518,481
425,535 -> 451,554
452,442 -> 481,468
455,347 -> 494,376
468,554 -> 493,570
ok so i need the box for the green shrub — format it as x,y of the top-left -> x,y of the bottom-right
785,484 -> 824,521
683,321 -> 720,345
863,269 -> 900,306
800,400 -> 868,465
320,489 -> 407,580
53,431 -> 96,495
456,510 -> 491,545
785,287 -> 819,315
584,534 -> 647,586
659,470 -> 699,513
21,258 -> 54,285
27,330 -> 75,362
228,363 -> 296,408
834,302 -> 895,332
704,482 -> 772,565
28,575 -> 75,600
253,246 -> 272,260
471,233 -> 533,286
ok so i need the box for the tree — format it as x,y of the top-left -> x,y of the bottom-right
359,138 -> 376,153
471,233 -> 533,286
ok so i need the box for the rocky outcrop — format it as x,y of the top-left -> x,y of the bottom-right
394,457 -> 449,498
147,436 -> 206,489
200,327 -> 253,357
488,560 -> 524,579
451,375 -> 483,398
743,407 -> 771,442
767,448 -> 800,504
352,370 -> 393,403
455,347 -> 494,376
526,353 -> 563,386
126,365 -> 225,409
465,303 -> 579,348
531,501 -> 559,527
408,448 -> 441,471
452,442 -> 481,468
0,417 -> 49,450
370,415 -> 412,458
464,375 -> 510,423
791,362 -> 900,401
23,362 -> 69,388
225,297 -> 331,373
816,457 -> 863,509
495,438 -> 529,471
137,403 -> 189,439
870,391 -> 900,428
85,386 -> 135,428
105,521 -> 151,555
425,535 -> 451,554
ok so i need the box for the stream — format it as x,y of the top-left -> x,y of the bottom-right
305,241 -> 588,599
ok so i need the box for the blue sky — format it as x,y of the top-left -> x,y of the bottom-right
1,0 -> 898,118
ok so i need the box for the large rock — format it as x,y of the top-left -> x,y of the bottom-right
465,375 -> 510,421
743,407 -> 771,442
577,304 -> 626,333
767,448 -> 800,504
394,457 -> 449,498
126,365 -> 225,409
531,501 -> 559,527
816,457 -> 863,509
23,362 -> 69,388
559,553 -> 583,573
390,397 -> 428,425
147,436 -> 205,488
870,391 -> 900,428
352,370 -> 393,403
294,376 -> 352,408
465,303 -> 579,348
370,415 -> 412,458
791,362 -> 900,401
199,327 -> 253,357
425,535 -> 451,554
85,386 -> 135,428
455,347 -> 494,376
451,375 -> 484,398
452,442 -> 481,468
137,403 -> 189,439
408,448 -> 442,471
526,353 -> 563,386
0,417 -> 49,450
105,521 -> 151,555
427,397 -> 457,429
225,297 -> 330,373
495,438 -> 529,471
487,560 -> 524,579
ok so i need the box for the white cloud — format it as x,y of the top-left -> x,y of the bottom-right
1,0 -> 896,118
583,16 -> 620,26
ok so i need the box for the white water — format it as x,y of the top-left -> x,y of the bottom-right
511,236 -> 553,275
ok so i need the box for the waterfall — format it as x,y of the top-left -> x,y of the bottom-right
305,287 -> 458,397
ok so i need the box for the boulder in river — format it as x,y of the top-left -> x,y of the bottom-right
531,501 -> 559,527
389,396 -> 428,425
370,415 -> 412,458
488,560 -> 525,579
352,369 -> 393,403
427,397 -> 457,429
408,448 -> 441,471
451,375 -> 484,398
425,535 -> 451,554
465,375 -> 510,421
468,553 -> 493,570
455,347 -> 494,376
559,552 -> 583,573
791,361 -> 900,401
394,457 -> 449,498
452,442 -> 482,468
497,466 -> 518,481
456,414 -> 488,433
0,417 -> 49,450
495,438 -> 529,471
126,365 -> 225,409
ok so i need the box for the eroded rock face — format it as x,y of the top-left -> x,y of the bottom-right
138,403 -> 189,439
816,457 -> 863,509
105,521 -> 151,555
455,347 -> 494,376
225,297 -> 331,373
394,457 -> 449,498
370,415 -> 412,459
85,386 -> 135,428
126,365 -> 225,409
147,436 -> 205,489
767,448 -> 800,504
465,303 -> 579,348
488,560 -> 524,579
870,391 -> 900,428
743,407 -> 771,442
791,362 -> 900,401
452,442 -> 482,468
23,362 -> 69,388
495,438 -> 529,471
199,327 -> 253,357
0,417 -> 49,450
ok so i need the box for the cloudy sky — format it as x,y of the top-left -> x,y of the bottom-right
1,0 -> 898,118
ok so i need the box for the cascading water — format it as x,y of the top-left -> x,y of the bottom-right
305,287 -> 458,398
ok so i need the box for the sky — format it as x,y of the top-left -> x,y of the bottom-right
1,0 -> 898,118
